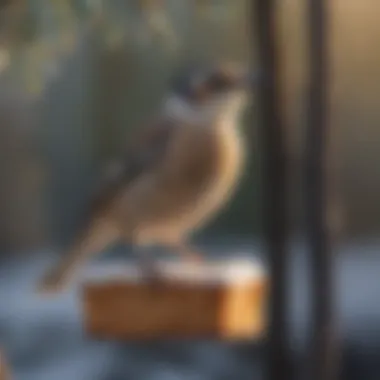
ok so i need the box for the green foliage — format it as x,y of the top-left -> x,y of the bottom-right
1,0 -> 174,94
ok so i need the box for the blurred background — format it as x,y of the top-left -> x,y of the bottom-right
0,0 -> 379,379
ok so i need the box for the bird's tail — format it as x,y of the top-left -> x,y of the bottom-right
37,220 -> 118,294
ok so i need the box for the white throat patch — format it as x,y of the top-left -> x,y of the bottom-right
163,94 -> 244,127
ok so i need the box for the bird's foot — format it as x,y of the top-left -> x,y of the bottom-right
184,251 -> 203,264
176,245 -> 205,268
138,259 -> 168,290
168,241 -> 205,265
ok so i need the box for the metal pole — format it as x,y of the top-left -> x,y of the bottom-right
252,1 -> 292,380
305,0 -> 338,379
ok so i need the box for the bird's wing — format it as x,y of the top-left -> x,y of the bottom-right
89,117 -> 177,216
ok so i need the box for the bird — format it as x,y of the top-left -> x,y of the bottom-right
37,61 -> 256,293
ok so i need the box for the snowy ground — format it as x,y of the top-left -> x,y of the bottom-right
0,240 -> 379,380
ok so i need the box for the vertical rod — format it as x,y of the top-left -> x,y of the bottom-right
252,1 -> 292,380
305,0 -> 338,379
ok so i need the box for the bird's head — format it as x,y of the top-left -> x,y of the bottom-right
164,62 -> 258,126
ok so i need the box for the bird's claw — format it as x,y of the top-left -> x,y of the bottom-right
185,252 -> 203,264
138,260 -> 167,290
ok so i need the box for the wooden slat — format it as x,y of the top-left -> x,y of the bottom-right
82,258 -> 267,340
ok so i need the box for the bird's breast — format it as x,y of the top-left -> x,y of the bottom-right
159,121 -> 245,226
113,121 -> 246,242
196,123 -> 245,208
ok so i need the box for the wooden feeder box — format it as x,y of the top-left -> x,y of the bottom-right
82,257 -> 267,340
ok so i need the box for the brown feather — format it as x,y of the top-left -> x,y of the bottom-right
89,118 -> 177,217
